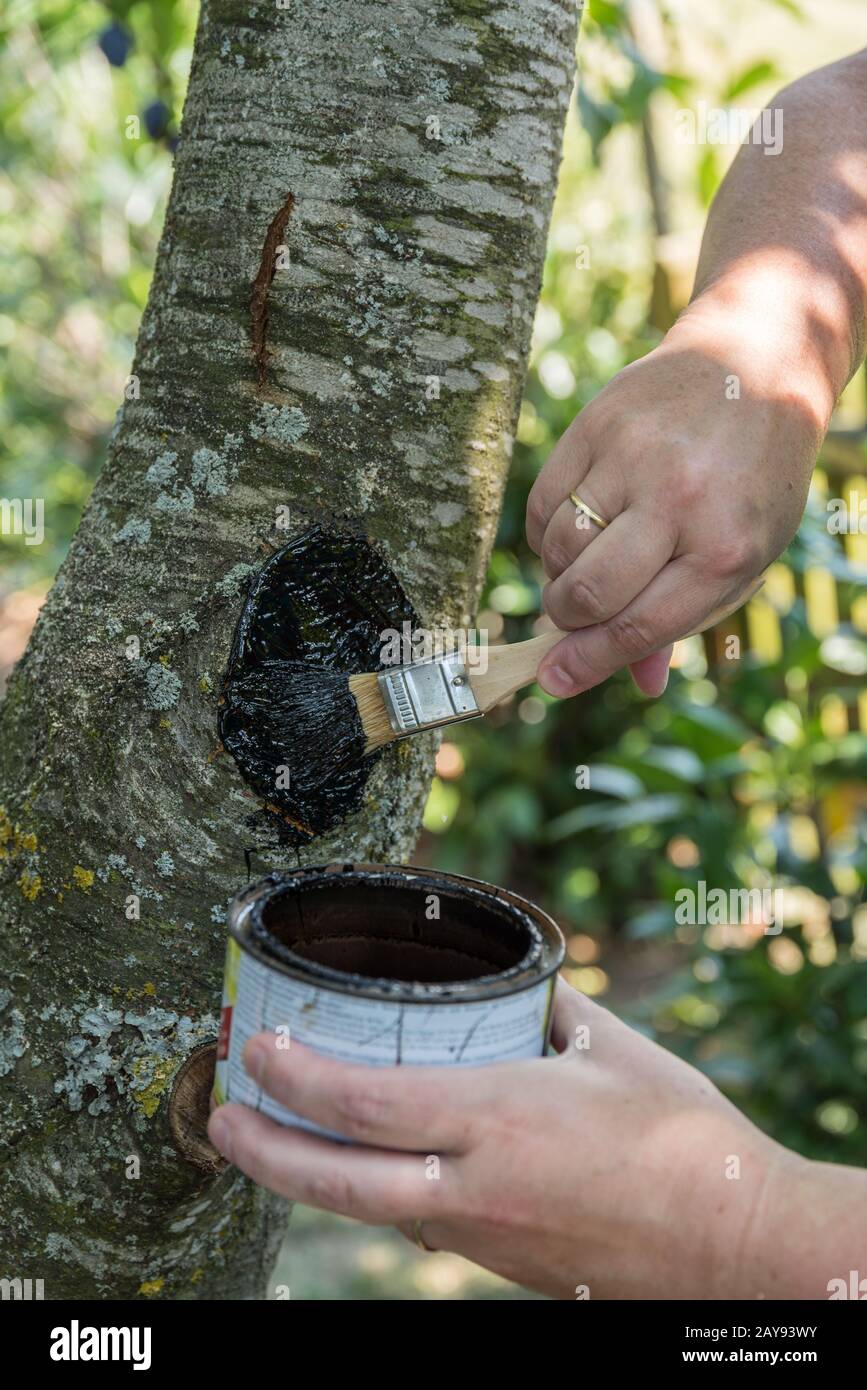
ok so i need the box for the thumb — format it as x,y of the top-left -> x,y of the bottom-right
629,644 -> 673,696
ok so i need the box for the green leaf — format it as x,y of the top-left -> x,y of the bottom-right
547,794 -> 688,840
723,61 -> 778,103
660,73 -> 692,101
587,0 -> 624,30
583,764 -> 646,799
625,905 -> 675,939
767,0 -> 805,18
697,147 -> 720,207
669,700 -> 752,753
577,89 -> 620,159
820,634 -> 867,676
488,786 -> 543,837
639,746 -> 706,785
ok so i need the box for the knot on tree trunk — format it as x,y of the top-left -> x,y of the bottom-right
168,1041 -> 228,1175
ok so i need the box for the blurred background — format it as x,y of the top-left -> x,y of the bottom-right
3,0 -> 867,1298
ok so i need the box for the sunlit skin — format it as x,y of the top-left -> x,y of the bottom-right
209,54 -> 867,1297
531,48 -> 867,699
209,981 -> 867,1299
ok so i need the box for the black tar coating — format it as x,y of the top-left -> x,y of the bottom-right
219,526 -> 418,845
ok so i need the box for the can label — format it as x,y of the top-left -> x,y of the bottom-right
213,935 -> 554,1137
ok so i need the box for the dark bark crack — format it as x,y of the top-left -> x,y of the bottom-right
250,192 -> 295,389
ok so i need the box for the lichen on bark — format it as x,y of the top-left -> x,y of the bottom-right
0,0 -> 579,1299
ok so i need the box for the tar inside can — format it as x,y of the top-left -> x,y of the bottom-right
213,863 -> 564,1139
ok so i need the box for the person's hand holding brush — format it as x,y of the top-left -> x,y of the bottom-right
528,49 -> 867,702
527,321 -> 817,699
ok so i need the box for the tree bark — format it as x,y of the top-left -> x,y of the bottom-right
0,0 -> 578,1299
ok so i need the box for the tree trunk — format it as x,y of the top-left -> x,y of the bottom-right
0,0 -> 578,1300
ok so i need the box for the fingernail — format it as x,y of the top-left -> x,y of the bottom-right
244,1041 -> 266,1084
538,664 -> 577,698
208,1112 -> 233,1162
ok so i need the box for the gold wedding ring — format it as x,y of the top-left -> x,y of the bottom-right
570,492 -> 609,530
412,1218 -> 435,1253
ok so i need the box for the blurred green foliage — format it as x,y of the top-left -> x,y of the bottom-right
0,0 -> 194,584
2,0 -> 865,1175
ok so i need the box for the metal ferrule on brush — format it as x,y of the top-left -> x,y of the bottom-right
377,651 -> 481,737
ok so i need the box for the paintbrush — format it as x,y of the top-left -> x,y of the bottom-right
352,575 -> 766,756
222,578 -> 764,793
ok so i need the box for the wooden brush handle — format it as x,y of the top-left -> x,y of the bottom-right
470,576 -> 765,711
470,629 -> 564,711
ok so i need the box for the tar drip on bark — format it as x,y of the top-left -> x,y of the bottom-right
219,526 -> 417,844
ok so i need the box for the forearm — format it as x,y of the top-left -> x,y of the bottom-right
747,1150 -> 867,1299
674,50 -> 867,430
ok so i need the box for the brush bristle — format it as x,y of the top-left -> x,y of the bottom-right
221,659 -> 371,794
348,672 -> 399,753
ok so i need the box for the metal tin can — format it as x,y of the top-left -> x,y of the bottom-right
213,862 -> 564,1137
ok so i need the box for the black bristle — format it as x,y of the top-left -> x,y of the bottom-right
221,658 -> 368,796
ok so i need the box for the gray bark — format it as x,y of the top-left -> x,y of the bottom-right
0,0 -> 578,1299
